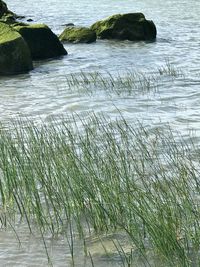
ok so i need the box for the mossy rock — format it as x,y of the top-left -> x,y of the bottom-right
13,23 -> 67,60
91,13 -> 157,41
0,13 -> 16,24
59,26 -> 96,43
0,0 -> 18,22
0,0 -> 9,17
0,22 -> 33,75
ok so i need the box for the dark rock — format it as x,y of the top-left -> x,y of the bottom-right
0,0 -> 9,17
0,0 -> 19,22
91,13 -> 157,41
27,18 -> 33,22
59,26 -> 96,43
62,23 -> 74,27
0,13 -> 16,23
16,15 -> 26,19
13,23 -> 68,60
0,22 -> 33,75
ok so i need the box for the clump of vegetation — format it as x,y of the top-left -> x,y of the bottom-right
0,114 -> 199,266
66,70 -> 158,95
64,61 -> 183,96
158,60 -> 183,77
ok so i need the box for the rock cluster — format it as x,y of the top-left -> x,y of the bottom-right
0,0 -> 67,75
59,13 -> 156,44
0,0 -> 157,75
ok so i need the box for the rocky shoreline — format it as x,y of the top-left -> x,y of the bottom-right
0,0 -> 157,75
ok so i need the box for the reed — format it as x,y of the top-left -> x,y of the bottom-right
64,61 -> 182,96
158,60 -> 183,77
0,114 -> 199,266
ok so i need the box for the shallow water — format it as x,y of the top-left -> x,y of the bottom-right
1,0 -> 200,266
2,0 -> 200,133
0,224 -> 140,267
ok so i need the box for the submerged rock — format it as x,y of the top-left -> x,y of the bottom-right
91,13 -> 157,41
61,23 -> 75,27
0,22 -> 33,75
59,26 -> 96,43
27,18 -> 33,22
13,23 -> 67,60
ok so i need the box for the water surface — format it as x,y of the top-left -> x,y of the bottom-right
1,0 -> 200,266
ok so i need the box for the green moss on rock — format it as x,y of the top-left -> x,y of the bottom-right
59,26 -> 96,43
0,0 -> 18,23
0,22 -> 33,75
13,23 -> 67,60
0,13 -> 16,24
91,13 -> 157,41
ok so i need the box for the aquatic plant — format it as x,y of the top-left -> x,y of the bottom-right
158,60 -> 183,77
0,114 -> 199,266
65,62 -> 183,96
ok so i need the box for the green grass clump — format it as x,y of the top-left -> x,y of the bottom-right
0,114 -> 199,266
65,70 -> 158,95
158,60 -> 183,77
64,61 -> 183,96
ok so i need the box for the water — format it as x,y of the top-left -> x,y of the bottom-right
1,0 -> 200,266
1,0 -> 200,133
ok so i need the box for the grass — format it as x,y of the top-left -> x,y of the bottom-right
0,113 -> 199,266
64,61 -> 183,96
158,60 -> 183,77
65,70 -> 157,95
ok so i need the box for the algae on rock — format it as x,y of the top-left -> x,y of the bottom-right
0,0 -> 11,18
0,22 -> 33,75
59,26 -> 96,43
0,0 -> 19,24
14,23 -> 68,60
91,13 -> 157,41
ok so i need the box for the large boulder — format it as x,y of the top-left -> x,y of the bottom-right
13,23 -> 67,60
91,13 -> 157,41
0,22 -> 33,75
59,26 -> 96,43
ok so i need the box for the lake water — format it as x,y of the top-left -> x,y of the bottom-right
1,0 -> 200,266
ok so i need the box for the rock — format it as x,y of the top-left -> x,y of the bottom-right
0,22 -> 33,75
15,15 -> 26,19
27,18 -> 33,22
91,13 -> 157,41
12,22 -> 27,27
61,23 -> 74,27
0,0 -> 26,24
0,0 -> 9,18
59,26 -> 96,43
13,23 -> 67,60
0,0 -> 18,21
0,13 -> 16,24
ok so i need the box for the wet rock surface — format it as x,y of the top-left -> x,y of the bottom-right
91,13 -> 157,41
59,26 -> 96,43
